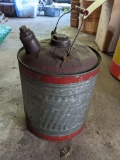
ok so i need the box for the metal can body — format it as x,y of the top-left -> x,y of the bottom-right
18,61 -> 100,141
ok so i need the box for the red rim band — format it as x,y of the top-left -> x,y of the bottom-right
27,120 -> 85,142
19,63 -> 100,84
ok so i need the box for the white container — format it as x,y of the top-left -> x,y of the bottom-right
14,0 -> 38,18
44,6 -> 62,17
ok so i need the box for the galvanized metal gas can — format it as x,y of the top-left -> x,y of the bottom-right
17,8 -> 101,141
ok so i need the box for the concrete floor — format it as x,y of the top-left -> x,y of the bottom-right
0,13 -> 120,160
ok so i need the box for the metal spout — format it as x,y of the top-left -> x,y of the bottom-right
19,25 -> 41,54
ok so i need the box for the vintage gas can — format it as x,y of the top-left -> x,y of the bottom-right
17,7 -> 101,141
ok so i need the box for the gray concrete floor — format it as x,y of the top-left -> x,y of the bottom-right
0,13 -> 120,160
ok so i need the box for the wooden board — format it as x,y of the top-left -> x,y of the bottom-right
71,2 -> 80,8
83,0 -> 106,19
71,14 -> 79,19
79,17 -> 99,34
78,0 -> 101,34
71,10 -> 79,15
70,18 -> 79,27
95,0 -> 120,52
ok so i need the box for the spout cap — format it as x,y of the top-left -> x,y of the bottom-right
19,25 -> 41,54
19,25 -> 27,33
51,33 -> 70,47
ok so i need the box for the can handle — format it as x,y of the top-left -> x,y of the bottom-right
52,6 -> 88,35
51,6 -> 89,58
74,5 -> 89,16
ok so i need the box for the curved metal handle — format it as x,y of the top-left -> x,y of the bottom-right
52,6 -> 88,59
52,6 -> 88,35
68,6 -> 89,57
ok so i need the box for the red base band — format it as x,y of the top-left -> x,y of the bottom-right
27,120 -> 84,142
110,60 -> 120,80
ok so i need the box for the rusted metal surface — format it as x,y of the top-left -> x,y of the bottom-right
19,25 -> 41,54
18,26 -> 101,141
50,33 -> 70,47
18,39 -> 99,75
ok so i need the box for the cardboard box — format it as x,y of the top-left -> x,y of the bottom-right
95,0 -> 120,53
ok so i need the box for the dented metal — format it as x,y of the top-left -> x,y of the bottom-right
17,25 -> 101,141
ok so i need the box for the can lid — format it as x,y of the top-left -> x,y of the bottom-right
18,39 -> 101,75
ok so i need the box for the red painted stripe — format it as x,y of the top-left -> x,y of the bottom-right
40,69 -> 99,84
19,62 -> 100,84
19,62 -> 39,80
110,60 -> 120,80
26,120 -> 84,142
